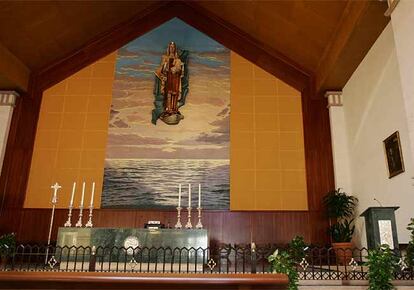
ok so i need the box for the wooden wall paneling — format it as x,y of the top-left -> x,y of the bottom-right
301,87 -> 334,244
272,212 -> 310,244
251,212 -> 275,245
221,211 -> 251,244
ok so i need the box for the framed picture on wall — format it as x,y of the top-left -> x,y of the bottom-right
383,131 -> 405,178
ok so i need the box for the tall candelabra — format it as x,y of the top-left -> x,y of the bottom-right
85,204 -> 94,228
75,204 -> 84,227
185,206 -> 192,229
175,206 -> 182,229
195,207 -> 203,229
46,182 -> 61,264
64,204 -> 74,227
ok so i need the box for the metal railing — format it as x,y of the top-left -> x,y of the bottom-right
0,244 -> 413,280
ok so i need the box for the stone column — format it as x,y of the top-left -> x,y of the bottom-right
0,91 -> 19,175
325,91 -> 352,193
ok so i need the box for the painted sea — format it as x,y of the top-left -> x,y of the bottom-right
101,159 -> 229,210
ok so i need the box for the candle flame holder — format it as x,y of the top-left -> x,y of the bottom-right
85,204 -> 94,228
195,207 -> 203,229
175,207 -> 182,229
185,207 -> 193,229
64,204 -> 74,227
75,205 -> 84,227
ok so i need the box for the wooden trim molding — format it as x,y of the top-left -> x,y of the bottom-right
0,272 -> 288,289
315,0 -> 389,96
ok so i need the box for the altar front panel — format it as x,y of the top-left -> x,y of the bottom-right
57,227 -> 208,263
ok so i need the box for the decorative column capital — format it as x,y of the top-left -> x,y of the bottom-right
0,91 -> 19,107
325,91 -> 343,107
384,0 -> 400,17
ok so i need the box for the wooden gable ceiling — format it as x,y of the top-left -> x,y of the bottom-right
0,0 -> 389,96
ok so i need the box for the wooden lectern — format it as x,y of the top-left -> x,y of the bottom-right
360,207 -> 399,250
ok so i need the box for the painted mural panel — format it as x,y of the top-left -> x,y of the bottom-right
102,18 -> 230,210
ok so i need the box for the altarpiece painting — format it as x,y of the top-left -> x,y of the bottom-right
101,18 -> 230,210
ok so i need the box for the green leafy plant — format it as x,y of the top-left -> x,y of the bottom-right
329,219 -> 355,243
323,189 -> 358,243
287,236 -> 308,263
268,249 -> 299,290
0,233 -> 16,258
366,245 -> 398,290
323,188 -> 358,219
406,218 -> 414,268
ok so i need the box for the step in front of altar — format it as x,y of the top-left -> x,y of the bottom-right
56,228 -> 208,263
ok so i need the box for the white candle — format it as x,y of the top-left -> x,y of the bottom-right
90,182 -> 95,207
80,182 -> 85,207
198,184 -> 201,208
69,182 -> 76,207
178,184 -> 182,208
188,184 -> 191,208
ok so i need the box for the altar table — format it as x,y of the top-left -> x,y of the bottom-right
56,227 -> 208,263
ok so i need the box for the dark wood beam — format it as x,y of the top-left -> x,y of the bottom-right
315,0 -> 389,96
179,1 -> 311,92
0,42 -> 30,92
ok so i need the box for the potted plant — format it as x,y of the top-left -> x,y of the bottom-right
405,218 -> 414,269
0,233 -> 16,268
323,188 -> 358,264
366,245 -> 398,290
287,235 -> 308,264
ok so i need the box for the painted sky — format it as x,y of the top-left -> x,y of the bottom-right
106,18 -> 230,160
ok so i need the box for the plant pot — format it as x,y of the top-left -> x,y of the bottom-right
332,242 -> 353,265
0,255 -> 7,270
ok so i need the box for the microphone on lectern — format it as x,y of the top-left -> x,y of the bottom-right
374,198 -> 383,207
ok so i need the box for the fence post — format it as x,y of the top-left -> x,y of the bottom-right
89,246 -> 96,272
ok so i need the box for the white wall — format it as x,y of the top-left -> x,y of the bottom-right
341,23 -> 413,246
391,0 -> 414,170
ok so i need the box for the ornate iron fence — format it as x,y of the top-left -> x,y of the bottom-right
0,244 -> 413,280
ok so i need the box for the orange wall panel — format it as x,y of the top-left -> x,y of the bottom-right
24,51 -> 307,211
24,52 -> 117,209
230,52 -> 308,210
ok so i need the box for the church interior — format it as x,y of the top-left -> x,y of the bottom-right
0,1 -> 413,289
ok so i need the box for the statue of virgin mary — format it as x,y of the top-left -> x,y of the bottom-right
153,42 -> 189,125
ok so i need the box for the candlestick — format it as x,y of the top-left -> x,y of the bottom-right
85,182 -> 95,228
46,182 -> 61,264
175,206 -> 182,229
198,184 -> 201,208
64,182 -> 76,227
69,182 -> 76,207
89,182 -> 95,207
185,206 -> 192,229
188,183 -> 191,208
178,184 -> 181,208
85,204 -> 94,228
195,207 -> 203,229
75,182 -> 86,227
80,182 -> 85,207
